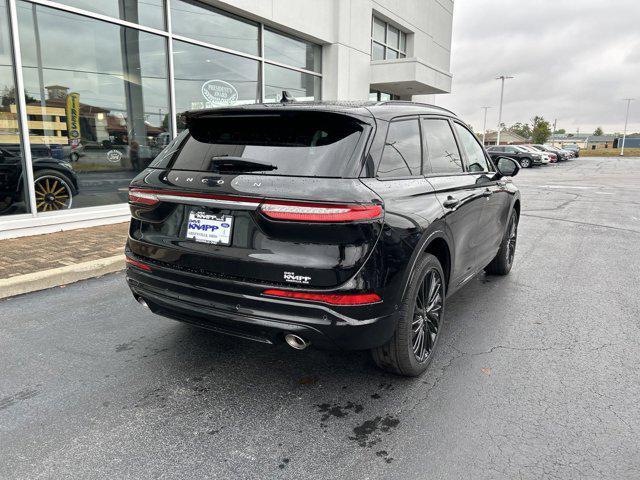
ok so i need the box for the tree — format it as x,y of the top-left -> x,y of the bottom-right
531,116 -> 552,144
509,122 -> 532,139
554,128 -> 566,134
593,127 -> 603,136
1,86 -> 37,108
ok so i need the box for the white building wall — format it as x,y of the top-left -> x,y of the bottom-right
213,0 -> 454,100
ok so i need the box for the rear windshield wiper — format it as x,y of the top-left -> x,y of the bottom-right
208,157 -> 278,173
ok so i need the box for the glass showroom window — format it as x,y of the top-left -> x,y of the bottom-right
17,1 -> 170,212
171,0 -> 259,55
55,0 -> 166,30
0,0 -> 322,223
172,40 -> 260,130
264,64 -> 320,103
264,28 -> 321,73
371,16 -> 407,60
0,0 -> 30,216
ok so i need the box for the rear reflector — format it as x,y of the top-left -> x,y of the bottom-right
125,257 -> 152,271
263,289 -> 381,305
260,202 -> 382,222
128,189 -> 159,206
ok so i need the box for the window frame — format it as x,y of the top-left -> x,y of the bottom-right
375,115 -> 424,180
451,120 -> 495,174
420,116 -> 466,177
371,15 -> 407,61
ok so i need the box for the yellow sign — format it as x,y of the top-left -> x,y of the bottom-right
65,92 -> 81,143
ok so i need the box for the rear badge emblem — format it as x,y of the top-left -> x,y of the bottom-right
284,271 -> 311,285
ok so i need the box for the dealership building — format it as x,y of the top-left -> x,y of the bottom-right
0,0 -> 453,238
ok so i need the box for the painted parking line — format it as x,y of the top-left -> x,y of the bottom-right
539,185 -> 594,189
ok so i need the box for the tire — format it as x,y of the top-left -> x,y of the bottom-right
372,253 -> 445,377
33,169 -> 74,212
520,157 -> 531,168
485,209 -> 519,275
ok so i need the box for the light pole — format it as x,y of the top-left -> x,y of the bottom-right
620,98 -> 634,156
496,75 -> 514,145
481,106 -> 491,146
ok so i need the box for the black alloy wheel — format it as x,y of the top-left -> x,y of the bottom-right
372,253 -> 446,376
485,210 -> 519,275
412,268 -> 443,362
506,213 -> 518,265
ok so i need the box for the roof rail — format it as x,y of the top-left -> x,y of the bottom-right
376,100 -> 457,116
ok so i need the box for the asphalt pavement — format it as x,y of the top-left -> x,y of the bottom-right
2,157 -> 639,479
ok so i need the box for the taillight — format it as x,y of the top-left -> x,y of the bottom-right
263,289 -> 381,305
260,202 -> 382,222
129,189 -> 159,206
125,257 -> 152,271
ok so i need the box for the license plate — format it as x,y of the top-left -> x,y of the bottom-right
186,211 -> 233,245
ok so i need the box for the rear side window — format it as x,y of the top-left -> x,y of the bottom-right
171,112 -> 366,177
422,119 -> 462,174
453,123 -> 490,173
377,119 -> 422,178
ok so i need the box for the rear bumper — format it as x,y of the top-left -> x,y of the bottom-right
125,258 -> 397,350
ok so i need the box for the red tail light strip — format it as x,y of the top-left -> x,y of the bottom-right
125,257 -> 152,271
260,203 -> 382,222
129,188 -> 382,223
263,289 -> 381,305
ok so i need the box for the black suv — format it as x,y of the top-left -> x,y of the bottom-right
486,145 -> 543,168
125,101 -> 521,376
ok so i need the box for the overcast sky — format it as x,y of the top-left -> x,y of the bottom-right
435,0 -> 640,135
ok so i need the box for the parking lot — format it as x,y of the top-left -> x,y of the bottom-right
2,157 -> 639,479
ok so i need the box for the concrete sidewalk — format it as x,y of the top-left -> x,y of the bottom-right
0,223 -> 128,299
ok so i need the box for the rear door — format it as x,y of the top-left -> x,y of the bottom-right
421,117 -> 488,284
360,115 -> 439,245
128,110 -> 384,289
452,121 -> 509,266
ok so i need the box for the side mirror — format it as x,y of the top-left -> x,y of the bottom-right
495,156 -> 520,177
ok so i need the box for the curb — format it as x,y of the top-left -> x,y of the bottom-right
0,254 -> 125,300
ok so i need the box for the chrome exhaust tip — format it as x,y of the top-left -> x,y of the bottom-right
285,333 -> 310,350
137,297 -> 149,309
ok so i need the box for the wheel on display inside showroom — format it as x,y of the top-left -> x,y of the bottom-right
34,169 -> 73,212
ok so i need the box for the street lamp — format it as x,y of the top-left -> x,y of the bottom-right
481,106 -> 491,146
620,98 -> 634,156
496,75 -> 514,146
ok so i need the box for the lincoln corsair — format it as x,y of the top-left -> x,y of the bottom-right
125,100 -> 521,376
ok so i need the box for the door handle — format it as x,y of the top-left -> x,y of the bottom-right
482,188 -> 493,197
443,196 -> 460,208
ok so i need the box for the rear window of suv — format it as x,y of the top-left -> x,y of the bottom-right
163,112 -> 367,177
